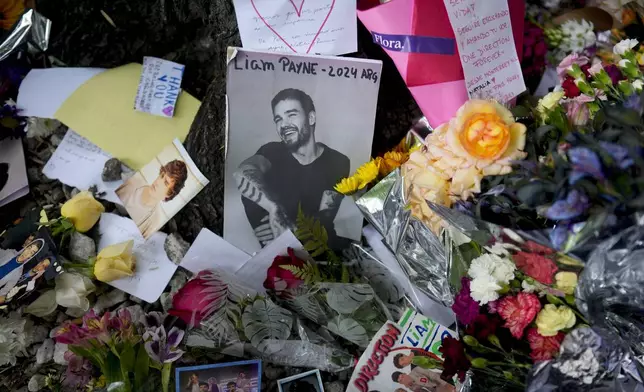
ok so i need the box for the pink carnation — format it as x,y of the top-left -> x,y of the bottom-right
497,293 -> 541,339
527,328 -> 565,362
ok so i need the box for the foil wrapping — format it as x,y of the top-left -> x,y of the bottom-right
0,9 -> 51,62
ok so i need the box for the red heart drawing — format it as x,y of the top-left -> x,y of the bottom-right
250,0 -> 336,54
492,77 -> 496,83
289,0 -> 305,16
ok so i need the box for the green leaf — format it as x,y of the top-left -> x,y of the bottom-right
134,344 -> 150,392
104,352 -> 124,387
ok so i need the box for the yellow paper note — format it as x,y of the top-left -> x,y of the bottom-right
55,63 -> 201,170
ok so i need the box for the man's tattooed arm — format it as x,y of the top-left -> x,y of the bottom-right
233,155 -> 276,213
233,155 -> 293,238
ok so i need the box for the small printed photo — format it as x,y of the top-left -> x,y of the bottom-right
0,228 -> 62,308
390,349 -> 455,392
116,139 -> 209,238
176,360 -> 261,392
277,369 -> 324,392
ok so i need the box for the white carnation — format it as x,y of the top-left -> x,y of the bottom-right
469,275 -> 501,305
522,280 -> 537,293
491,257 -> 516,285
468,254 -> 496,280
613,38 -> 638,56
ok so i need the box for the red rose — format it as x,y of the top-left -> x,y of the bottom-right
562,77 -> 581,98
263,248 -> 305,298
169,270 -> 218,327
527,328 -> 564,362
513,251 -> 558,284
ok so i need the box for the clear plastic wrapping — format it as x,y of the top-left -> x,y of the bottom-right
0,9 -> 51,62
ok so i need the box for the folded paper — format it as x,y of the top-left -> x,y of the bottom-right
17,65 -> 201,170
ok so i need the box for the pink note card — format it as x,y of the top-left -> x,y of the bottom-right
443,0 -> 526,103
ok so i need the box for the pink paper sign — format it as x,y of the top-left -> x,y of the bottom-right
443,0 -> 526,103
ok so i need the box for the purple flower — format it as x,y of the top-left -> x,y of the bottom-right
549,224 -> 570,250
0,100 -> 27,140
141,311 -> 164,331
545,190 -> 589,220
599,141 -> 634,169
62,352 -> 93,390
143,326 -> 185,364
624,94 -> 642,112
568,147 -> 604,184
452,278 -> 480,325
604,64 -> 623,86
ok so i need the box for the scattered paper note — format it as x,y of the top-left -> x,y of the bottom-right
16,65 -> 201,169
43,130 -> 125,205
234,230 -> 306,294
97,213 -> 177,303
233,0 -> 357,55
134,57 -> 185,118
180,228 -> 251,275
443,0 -> 526,103
0,138 -> 29,207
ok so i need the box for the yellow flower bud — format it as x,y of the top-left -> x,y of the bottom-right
94,240 -> 136,282
555,271 -> 578,295
60,191 -> 105,233
536,304 -> 576,337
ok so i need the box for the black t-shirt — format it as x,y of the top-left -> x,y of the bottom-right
241,142 -> 350,239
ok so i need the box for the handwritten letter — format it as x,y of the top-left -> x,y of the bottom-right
43,130 -> 125,204
233,0 -> 357,55
443,0 -> 526,102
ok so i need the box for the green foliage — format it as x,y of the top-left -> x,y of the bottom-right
279,263 -> 322,285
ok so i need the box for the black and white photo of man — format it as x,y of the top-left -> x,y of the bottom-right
233,88 -> 349,247
224,49 -> 382,253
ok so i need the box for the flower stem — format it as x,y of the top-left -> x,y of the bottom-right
488,361 -> 531,369
162,363 -> 171,392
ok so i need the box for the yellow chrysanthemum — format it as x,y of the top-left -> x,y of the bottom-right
334,159 -> 380,195
378,151 -> 409,177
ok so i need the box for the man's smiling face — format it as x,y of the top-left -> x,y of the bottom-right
273,99 -> 313,149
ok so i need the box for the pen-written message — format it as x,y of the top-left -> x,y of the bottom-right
444,0 -> 525,103
233,0 -> 357,55
231,50 -> 380,84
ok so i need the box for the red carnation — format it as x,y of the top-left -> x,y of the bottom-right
562,77 -> 581,98
465,314 -> 501,341
522,240 -> 555,255
527,328 -> 565,361
439,336 -> 471,382
513,252 -> 558,284
263,248 -> 305,298
497,293 -> 541,339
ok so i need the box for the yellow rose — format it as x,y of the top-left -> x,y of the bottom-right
94,240 -> 136,282
536,304 -> 577,337
60,191 -> 105,233
450,166 -> 482,199
445,100 -> 527,171
555,272 -> 578,295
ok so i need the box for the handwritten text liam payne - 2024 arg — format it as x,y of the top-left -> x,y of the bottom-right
232,54 -> 379,84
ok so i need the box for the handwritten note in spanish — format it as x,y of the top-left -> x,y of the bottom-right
443,0 -> 525,103
233,0 -> 357,55
98,213 -> 177,303
43,130 -> 124,205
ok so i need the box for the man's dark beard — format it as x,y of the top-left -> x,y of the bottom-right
282,125 -> 312,151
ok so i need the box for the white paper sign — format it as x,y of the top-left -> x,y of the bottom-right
97,213 -> 177,303
443,0 -> 525,103
180,228 -> 251,275
43,130 -> 124,205
233,0 -> 357,55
